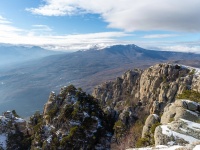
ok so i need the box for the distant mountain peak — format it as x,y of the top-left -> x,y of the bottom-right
89,43 -> 138,50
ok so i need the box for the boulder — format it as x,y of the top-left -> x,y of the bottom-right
161,100 -> 200,124
155,99 -> 200,147
175,99 -> 199,111
142,114 -> 160,138
155,119 -> 200,146
150,100 -> 160,114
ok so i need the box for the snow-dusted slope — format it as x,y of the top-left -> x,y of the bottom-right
0,134 -> 7,150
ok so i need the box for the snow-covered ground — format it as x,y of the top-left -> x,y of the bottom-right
181,65 -> 200,76
126,145 -> 183,150
161,125 -> 199,144
0,134 -> 7,150
127,144 -> 200,150
193,145 -> 200,150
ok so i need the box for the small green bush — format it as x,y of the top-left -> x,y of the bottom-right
136,137 -> 150,148
47,105 -> 58,119
169,118 -> 174,123
150,122 -> 162,134
177,90 -> 200,103
189,69 -> 196,75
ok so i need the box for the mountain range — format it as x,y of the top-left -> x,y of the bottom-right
1,44 -> 200,117
0,44 -> 63,68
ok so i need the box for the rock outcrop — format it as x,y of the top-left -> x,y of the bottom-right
142,114 -> 160,138
161,99 -> 200,124
154,99 -> 200,146
93,64 -> 199,114
93,64 -> 187,122
92,63 -> 200,148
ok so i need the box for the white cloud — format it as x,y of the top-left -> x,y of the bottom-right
32,25 -> 53,31
27,0 -> 200,32
0,16 -> 11,24
0,15 -> 24,38
159,45 -> 200,54
28,25 -> 53,36
0,16 -> 200,53
0,16 -> 130,51
142,34 -> 178,39
0,30 -> 130,50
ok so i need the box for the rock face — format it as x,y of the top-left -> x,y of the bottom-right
43,91 -> 56,115
154,99 -> 200,146
161,99 -> 200,124
92,63 -> 200,148
142,114 -> 160,138
93,64 -> 199,113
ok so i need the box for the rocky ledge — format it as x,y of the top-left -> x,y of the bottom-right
138,99 -> 200,150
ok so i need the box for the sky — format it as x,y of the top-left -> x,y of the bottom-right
0,0 -> 200,53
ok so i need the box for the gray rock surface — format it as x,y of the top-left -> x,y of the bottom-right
142,114 -> 160,138
43,91 -> 56,116
155,99 -> 200,146
92,63 -> 200,148
161,99 -> 200,124
93,63 -> 199,118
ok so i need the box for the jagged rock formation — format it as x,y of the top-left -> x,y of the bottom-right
127,142 -> 200,150
30,85 -> 113,150
92,63 -> 200,148
142,114 -> 160,138
93,64 -> 200,113
161,99 -> 200,124
128,99 -> 200,150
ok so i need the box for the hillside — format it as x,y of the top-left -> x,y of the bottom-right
1,44 -> 200,117
0,44 -> 63,68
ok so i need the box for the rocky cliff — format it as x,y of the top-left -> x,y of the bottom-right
131,99 -> 200,150
92,63 -> 200,149
93,63 -> 200,111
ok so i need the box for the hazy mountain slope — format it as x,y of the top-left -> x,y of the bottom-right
1,44 -> 200,117
0,45 -> 62,67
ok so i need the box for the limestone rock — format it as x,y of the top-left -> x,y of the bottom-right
93,63 -> 197,119
92,63 -> 200,147
161,100 -> 200,124
175,99 -> 199,111
155,119 -> 200,146
142,114 -> 160,138
155,99 -> 200,147
150,100 -> 161,114
43,91 -> 56,114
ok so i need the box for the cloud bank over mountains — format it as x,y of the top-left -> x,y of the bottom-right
0,15 -> 130,51
27,0 -> 200,32
0,1 -> 200,53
